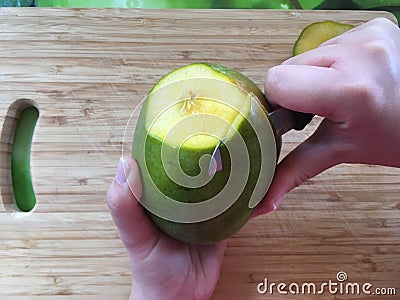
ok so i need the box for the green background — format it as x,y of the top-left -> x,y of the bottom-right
0,1 -> 399,22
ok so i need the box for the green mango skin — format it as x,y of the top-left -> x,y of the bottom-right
134,115 -> 261,244
132,63 -> 279,244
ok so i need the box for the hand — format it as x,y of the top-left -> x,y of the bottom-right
107,157 -> 227,300
256,17 -> 400,215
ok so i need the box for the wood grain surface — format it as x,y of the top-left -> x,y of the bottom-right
0,8 -> 399,299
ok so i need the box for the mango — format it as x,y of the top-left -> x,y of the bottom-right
132,62 -> 278,244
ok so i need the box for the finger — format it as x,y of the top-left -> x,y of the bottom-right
321,17 -> 400,47
283,44 -> 344,67
107,156 -> 160,253
254,120 -> 344,216
351,17 -> 398,33
265,64 -> 345,121
285,19 -> 399,67
322,26 -> 400,53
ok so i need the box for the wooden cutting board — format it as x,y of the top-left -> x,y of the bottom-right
0,8 -> 399,299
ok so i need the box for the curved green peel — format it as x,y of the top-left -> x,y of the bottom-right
11,106 -> 39,212
293,21 -> 354,56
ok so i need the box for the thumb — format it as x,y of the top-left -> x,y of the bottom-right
254,120 -> 343,217
107,156 -> 160,253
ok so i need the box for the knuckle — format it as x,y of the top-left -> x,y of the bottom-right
365,24 -> 387,38
343,81 -> 378,112
363,38 -> 392,57
344,80 -> 387,123
373,17 -> 393,26
347,82 -> 374,100
368,17 -> 396,32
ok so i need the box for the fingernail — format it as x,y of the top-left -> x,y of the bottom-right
115,157 -> 128,185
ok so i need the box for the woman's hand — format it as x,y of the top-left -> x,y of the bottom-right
256,17 -> 400,215
107,157 -> 227,300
